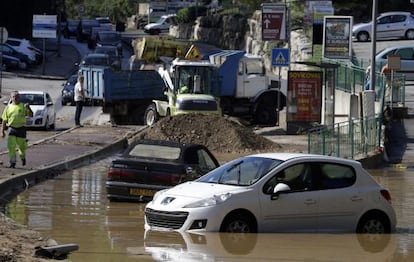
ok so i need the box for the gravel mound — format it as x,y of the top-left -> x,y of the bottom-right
136,114 -> 282,154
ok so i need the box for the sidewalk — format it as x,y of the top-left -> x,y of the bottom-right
0,125 -> 142,208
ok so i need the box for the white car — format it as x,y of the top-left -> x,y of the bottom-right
375,44 -> 414,81
353,12 -> 414,42
144,14 -> 177,35
6,37 -> 42,64
18,91 -> 56,130
145,153 -> 396,233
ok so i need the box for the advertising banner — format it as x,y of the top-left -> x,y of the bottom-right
287,71 -> 322,133
323,16 -> 353,59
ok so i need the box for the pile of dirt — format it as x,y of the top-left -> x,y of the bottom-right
136,114 -> 283,154
0,213 -> 50,262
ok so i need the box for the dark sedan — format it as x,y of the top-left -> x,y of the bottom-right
106,139 -> 220,202
0,43 -> 31,69
61,74 -> 78,105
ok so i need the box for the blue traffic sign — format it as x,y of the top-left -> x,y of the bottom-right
272,48 -> 290,67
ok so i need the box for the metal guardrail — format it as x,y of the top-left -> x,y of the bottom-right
308,117 -> 383,159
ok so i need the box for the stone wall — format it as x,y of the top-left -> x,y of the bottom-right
169,10 -> 311,77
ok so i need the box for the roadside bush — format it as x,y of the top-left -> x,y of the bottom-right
177,6 -> 208,23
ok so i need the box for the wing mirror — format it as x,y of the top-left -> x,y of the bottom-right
271,183 -> 291,200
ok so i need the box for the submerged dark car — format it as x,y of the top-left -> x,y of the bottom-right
61,74 -> 78,105
106,139 -> 220,202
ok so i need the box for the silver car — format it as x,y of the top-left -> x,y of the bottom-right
352,12 -> 414,42
375,44 -> 414,81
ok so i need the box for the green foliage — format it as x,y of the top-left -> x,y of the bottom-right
177,6 -> 208,23
64,0 -> 134,21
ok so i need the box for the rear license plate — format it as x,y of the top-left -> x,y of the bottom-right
129,188 -> 156,197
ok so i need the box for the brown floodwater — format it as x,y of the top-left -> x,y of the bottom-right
6,158 -> 414,261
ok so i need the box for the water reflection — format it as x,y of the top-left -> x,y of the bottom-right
141,231 -> 398,261
5,159 -> 414,261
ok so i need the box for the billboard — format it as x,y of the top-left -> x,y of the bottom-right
287,71 -> 322,134
323,16 -> 353,59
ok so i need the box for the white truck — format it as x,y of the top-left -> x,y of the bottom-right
209,50 -> 286,125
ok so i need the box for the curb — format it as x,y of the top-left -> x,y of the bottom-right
0,135 -> 128,211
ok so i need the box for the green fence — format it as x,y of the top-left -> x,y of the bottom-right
307,117 -> 383,159
304,58 -> 406,159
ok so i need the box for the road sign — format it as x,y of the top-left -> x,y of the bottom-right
272,48 -> 290,67
261,4 -> 287,41
0,27 -> 8,43
79,4 -> 85,15
33,15 -> 57,38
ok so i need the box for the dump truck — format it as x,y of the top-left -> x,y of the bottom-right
134,37 -> 287,125
209,50 -> 286,125
79,65 -> 166,125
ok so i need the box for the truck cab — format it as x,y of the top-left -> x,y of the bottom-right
144,58 -> 222,126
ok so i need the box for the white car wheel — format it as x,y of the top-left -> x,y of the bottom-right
406,29 -> 414,40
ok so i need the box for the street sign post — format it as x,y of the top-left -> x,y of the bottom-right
261,4 -> 287,41
0,27 -> 8,43
0,27 -> 7,97
272,48 -> 290,67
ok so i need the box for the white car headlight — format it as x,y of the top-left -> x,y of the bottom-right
184,193 -> 232,208
152,189 -> 168,202
35,109 -> 44,117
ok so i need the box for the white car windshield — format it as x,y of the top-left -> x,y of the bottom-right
198,156 -> 283,186
20,94 -> 45,105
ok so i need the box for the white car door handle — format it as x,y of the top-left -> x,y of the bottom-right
351,195 -> 362,201
304,199 -> 317,205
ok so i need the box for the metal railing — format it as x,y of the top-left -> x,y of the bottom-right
308,117 -> 383,159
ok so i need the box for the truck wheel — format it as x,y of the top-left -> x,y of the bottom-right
255,105 -> 276,125
144,104 -> 159,126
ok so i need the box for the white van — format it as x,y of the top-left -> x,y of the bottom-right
144,14 -> 177,35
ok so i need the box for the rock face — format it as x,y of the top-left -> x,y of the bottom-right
170,13 -> 250,51
169,10 -> 309,76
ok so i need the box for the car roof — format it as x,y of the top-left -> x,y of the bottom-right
130,139 -> 207,150
19,91 -> 46,95
247,152 -> 361,165
376,44 -> 414,54
379,11 -> 412,16
84,53 -> 109,58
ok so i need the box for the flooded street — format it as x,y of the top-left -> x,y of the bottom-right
5,158 -> 414,261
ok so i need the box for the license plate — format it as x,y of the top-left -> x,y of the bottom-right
129,188 -> 156,197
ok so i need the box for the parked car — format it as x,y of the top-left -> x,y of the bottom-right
353,12 -> 414,42
0,43 -> 31,69
79,53 -> 111,67
144,14 -> 177,35
96,17 -> 113,30
145,153 -> 396,233
61,74 -> 78,106
95,31 -> 122,56
2,54 -> 23,71
4,91 -> 56,130
94,45 -> 121,69
5,37 -> 42,64
374,44 -> 414,81
106,139 -> 220,202
63,19 -> 80,38
77,19 -> 101,43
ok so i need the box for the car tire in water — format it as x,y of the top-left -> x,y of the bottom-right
356,212 -> 391,234
220,212 -> 257,233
